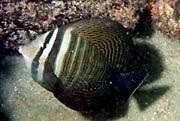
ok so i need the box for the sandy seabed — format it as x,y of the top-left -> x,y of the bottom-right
0,30 -> 180,121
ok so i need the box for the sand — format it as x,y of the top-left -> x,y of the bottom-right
0,30 -> 179,121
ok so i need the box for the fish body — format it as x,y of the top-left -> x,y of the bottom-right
19,19 -> 148,111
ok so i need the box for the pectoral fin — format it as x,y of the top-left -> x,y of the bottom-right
113,68 -> 149,99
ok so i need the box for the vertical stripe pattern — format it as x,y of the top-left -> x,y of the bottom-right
37,28 -> 59,81
25,18 -> 135,110
31,30 -> 54,82
54,27 -> 74,76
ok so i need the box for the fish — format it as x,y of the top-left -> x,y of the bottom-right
19,18 -> 149,111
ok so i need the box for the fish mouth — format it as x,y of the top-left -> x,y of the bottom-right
18,46 -> 29,60
18,46 -> 23,54
18,46 -> 27,57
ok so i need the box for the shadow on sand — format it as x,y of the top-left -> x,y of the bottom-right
0,7 -> 170,121
80,38 -> 169,121
0,48 -> 20,121
80,8 -> 170,121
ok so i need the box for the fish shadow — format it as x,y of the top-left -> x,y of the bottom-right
0,111 -> 11,121
0,48 -> 20,121
80,8 -> 170,121
80,41 -> 169,121
0,48 -> 20,73
134,86 -> 170,111
0,7 -> 170,121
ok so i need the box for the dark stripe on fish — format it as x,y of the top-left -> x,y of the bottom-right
31,30 -> 54,81
42,28 -> 65,89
